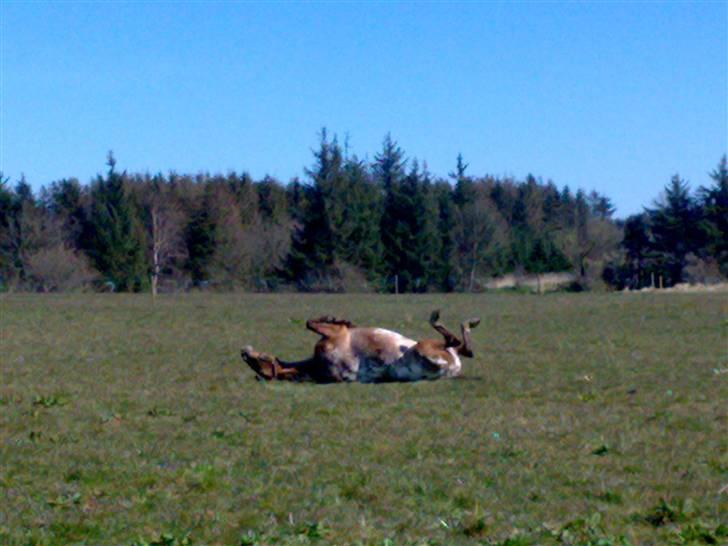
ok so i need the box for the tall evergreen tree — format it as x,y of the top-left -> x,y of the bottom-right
336,156 -> 383,275
432,181 -> 457,291
621,213 -> 653,288
185,187 -> 217,284
451,153 -> 476,207
376,134 -> 408,290
85,153 -> 148,291
647,175 -> 698,285
283,129 -> 338,288
699,155 -> 728,272
46,178 -> 85,247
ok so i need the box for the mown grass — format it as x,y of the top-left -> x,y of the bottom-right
0,292 -> 726,545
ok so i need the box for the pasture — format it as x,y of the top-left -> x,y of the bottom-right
1,293 -> 726,545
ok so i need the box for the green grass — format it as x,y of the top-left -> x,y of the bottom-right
1,292 -> 726,545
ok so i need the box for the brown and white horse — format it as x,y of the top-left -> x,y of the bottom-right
241,310 -> 480,383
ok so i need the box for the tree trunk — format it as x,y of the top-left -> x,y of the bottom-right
468,242 -> 478,293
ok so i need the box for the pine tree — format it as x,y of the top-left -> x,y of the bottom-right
647,175 -> 698,285
411,164 -> 442,290
432,181 -> 457,291
185,188 -> 217,284
337,156 -> 383,276
587,190 -> 616,219
283,129 -> 338,289
85,153 -> 148,291
376,134 -> 408,291
46,178 -> 85,247
699,155 -> 728,272
256,176 -> 289,223
622,213 -> 653,288
451,153 -> 476,207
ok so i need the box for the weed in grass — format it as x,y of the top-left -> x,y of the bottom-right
590,491 -> 623,505
676,522 -> 728,544
32,393 -> 67,407
147,406 -> 174,417
642,497 -> 694,527
46,491 -> 82,508
131,532 -> 193,546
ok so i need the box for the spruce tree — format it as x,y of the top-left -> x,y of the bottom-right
622,213 -> 653,288
185,186 -> 217,284
433,181 -> 457,291
85,153 -> 148,291
337,156 -> 383,276
699,155 -> 728,272
376,134 -> 408,290
451,153 -> 476,207
283,130 -> 338,288
411,164 -> 442,290
647,175 -> 698,285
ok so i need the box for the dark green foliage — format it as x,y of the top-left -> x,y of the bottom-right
184,195 -> 217,284
256,175 -> 288,223
0,173 -> 19,283
699,155 -> 728,273
432,181 -> 458,291
380,160 -> 441,292
646,175 -> 699,285
3,138 -> 725,292
620,213 -> 653,288
336,156 -> 384,274
588,190 -> 616,220
45,177 -> 85,246
84,153 -> 148,291
608,166 -> 725,289
283,130 -> 339,288
451,153 -> 476,207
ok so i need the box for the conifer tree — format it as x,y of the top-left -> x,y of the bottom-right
376,134 -> 408,290
185,188 -> 217,284
283,130 -> 338,288
85,153 -> 148,291
648,175 -> 698,285
699,155 -> 728,272
621,213 -> 653,288
337,156 -> 383,276
451,153 -> 476,207
432,181 -> 457,291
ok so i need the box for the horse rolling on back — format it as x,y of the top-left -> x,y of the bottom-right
241,310 -> 481,383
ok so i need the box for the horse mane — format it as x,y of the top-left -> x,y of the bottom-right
312,315 -> 356,328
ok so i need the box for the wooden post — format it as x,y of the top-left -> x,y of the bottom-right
394,275 -> 399,295
659,275 -> 663,289
651,272 -> 655,288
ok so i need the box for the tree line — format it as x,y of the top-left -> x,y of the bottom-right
0,132 -> 725,293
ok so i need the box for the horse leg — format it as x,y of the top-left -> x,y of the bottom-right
241,346 -> 314,381
458,318 -> 481,358
429,309 -> 461,349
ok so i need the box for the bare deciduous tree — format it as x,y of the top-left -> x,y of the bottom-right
455,195 -> 509,292
25,244 -> 96,292
142,183 -> 187,297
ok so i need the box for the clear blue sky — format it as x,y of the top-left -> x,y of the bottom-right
2,1 -> 726,217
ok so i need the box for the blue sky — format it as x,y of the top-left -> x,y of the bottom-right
2,1 -> 726,217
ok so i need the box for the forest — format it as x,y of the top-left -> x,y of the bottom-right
1,132 -> 726,293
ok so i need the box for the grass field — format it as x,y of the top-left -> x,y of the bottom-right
1,292 -> 726,545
